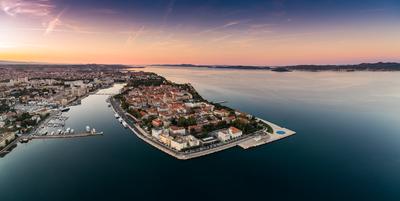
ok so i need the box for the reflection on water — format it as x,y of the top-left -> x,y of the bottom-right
1,70 -> 400,201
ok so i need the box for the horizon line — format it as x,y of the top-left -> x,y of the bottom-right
1,59 -> 399,68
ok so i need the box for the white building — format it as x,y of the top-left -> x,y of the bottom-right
151,128 -> 163,139
170,137 -> 187,151
169,126 -> 186,135
184,135 -> 200,147
217,130 -> 231,142
184,102 -> 202,108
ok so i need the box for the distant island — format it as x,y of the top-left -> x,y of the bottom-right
152,62 -> 400,72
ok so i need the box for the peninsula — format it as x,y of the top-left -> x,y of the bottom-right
111,72 -> 295,160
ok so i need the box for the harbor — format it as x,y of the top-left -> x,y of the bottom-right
1,93 -> 109,156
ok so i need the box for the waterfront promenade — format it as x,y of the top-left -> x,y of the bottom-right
238,119 -> 296,149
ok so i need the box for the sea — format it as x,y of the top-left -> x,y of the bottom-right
1,66 -> 400,201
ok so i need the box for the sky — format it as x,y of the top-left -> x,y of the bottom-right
0,0 -> 399,65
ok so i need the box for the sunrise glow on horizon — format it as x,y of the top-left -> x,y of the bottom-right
0,0 -> 399,66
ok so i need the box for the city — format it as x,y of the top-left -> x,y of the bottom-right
0,65 -> 130,156
0,66 -> 295,159
1,0 -> 399,200
111,72 -> 294,159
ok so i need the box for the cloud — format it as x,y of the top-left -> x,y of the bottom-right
1,0 -> 54,17
126,26 -> 145,45
44,8 -> 66,35
198,20 -> 247,35
222,21 -> 241,28
163,0 -> 175,22
211,34 -> 232,42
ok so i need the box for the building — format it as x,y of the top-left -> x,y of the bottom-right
159,133 -> 173,146
214,109 -> 230,117
170,137 -> 187,151
0,132 -> 16,149
228,126 -> 243,138
151,118 -> 163,127
217,130 -> 231,142
188,125 -> 202,134
184,135 -> 201,147
151,128 -> 163,139
200,136 -> 218,145
169,126 -> 186,136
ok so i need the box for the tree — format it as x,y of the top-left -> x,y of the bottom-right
128,109 -> 142,119
176,116 -> 197,127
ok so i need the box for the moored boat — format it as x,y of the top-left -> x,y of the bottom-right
86,126 -> 91,133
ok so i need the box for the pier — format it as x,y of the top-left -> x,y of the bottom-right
30,132 -> 103,140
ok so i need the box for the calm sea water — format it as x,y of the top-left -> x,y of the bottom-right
1,67 -> 400,201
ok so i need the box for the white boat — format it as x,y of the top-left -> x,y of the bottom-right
86,126 -> 91,133
91,128 -> 96,134
70,129 -> 74,134
114,114 -> 119,118
122,121 -> 128,128
119,118 -> 123,123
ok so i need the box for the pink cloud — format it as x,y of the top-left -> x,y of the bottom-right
1,0 -> 54,17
